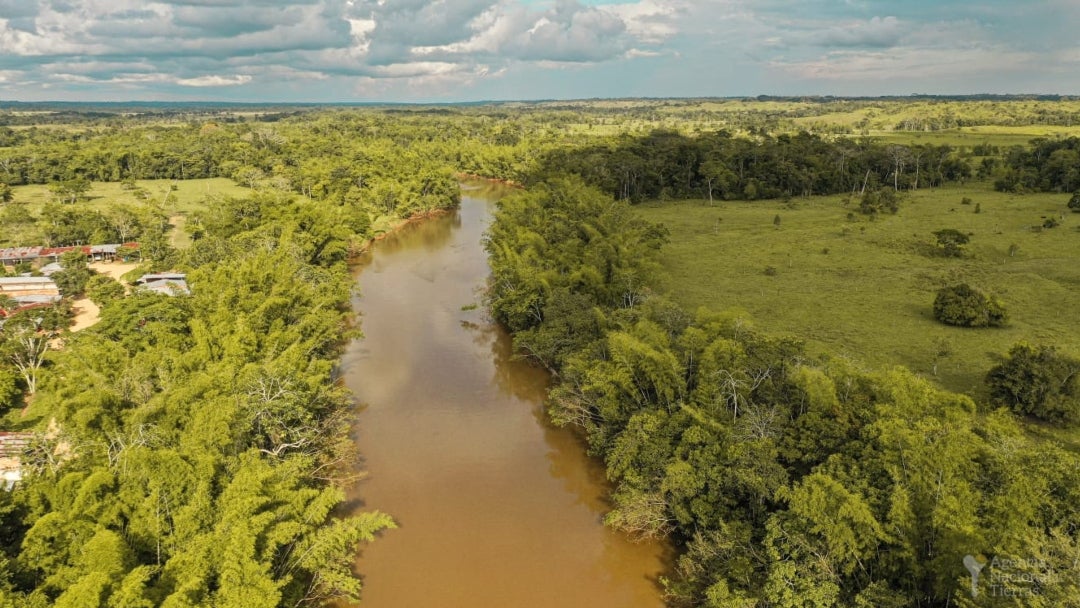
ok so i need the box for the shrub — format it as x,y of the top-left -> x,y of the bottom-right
933,283 -> 1007,327
932,229 -> 970,257
1042,217 -> 1060,229
986,344 -> 1080,425
859,188 -> 900,215
1069,192 -> 1080,213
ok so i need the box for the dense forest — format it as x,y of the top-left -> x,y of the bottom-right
994,137 -> 1080,193
0,185 -> 443,605
487,177 -> 1080,607
0,109 -> 476,606
528,131 -> 971,201
1,101 -> 1079,607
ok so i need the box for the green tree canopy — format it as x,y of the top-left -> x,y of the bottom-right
987,343 -> 1080,424
933,283 -> 1008,327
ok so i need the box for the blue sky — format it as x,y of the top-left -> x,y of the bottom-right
0,0 -> 1077,102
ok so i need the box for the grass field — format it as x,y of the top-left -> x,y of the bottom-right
636,181 -> 1080,399
4,178 -> 250,249
9,177 -> 249,215
865,126 -> 1080,149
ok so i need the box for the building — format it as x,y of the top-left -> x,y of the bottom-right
0,276 -> 61,303
0,247 -> 43,266
38,262 -> 63,277
0,242 -> 140,269
0,432 -> 33,490
0,277 -> 62,318
136,272 -> 191,296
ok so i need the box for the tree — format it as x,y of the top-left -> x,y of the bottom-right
0,366 -> 19,412
86,274 -> 126,307
105,204 -> 144,243
932,228 -> 970,257
0,315 -> 52,394
48,177 -> 91,204
933,283 -> 1007,327
52,250 -> 93,297
986,343 -> 1080,424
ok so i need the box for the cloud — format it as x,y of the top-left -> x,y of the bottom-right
771,47 -> 1037,82
0,0 -> 1077,100
817,16 -> 906,48
176,74 -> 253,87
0,0 -> 676,99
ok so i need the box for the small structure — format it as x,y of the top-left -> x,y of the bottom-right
38,262 -> 64,277
39,245 -> 90,263
0,246 -> 43,266
0,276 -> 62,306
0,432 -> 32,491
2,242 -> 140,269
136,272 -> 191,296
90,244 -> 123,262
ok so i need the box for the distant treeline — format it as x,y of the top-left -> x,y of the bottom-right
529,130 -> 971,202
0,115 -> 463,219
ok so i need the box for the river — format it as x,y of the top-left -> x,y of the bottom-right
337,182 -> 669,607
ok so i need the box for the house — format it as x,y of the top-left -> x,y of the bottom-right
0,246 -> 43,266
38,262 -> 64,277
0,432 -> 33,491
1,242 -> 140,269
136,272 -> 191,296
90,244 -> 126,262
0,276 -> 62,306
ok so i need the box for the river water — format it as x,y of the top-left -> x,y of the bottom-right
338,182 -> 668,607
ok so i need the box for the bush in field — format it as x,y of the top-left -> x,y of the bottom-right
933,283 -> 1007,327
987,343 -> 1080,425
932,229 -> 970,257
859,188 -> 900,215
1069,192 -> 1080,213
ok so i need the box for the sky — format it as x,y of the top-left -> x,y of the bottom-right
1,0 -> 1079,102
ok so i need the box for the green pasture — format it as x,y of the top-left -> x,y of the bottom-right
864,126 -> 1080,149
4,178 -> 250,249
636,182 -> 1080,399
9,177 -> 249,215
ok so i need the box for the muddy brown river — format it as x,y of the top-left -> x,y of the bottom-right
338,182 -> 669,607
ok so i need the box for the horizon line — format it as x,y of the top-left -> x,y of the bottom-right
2,93 -> 1078,108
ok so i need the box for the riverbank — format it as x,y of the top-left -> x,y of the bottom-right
355,207 -> 455,256
338,183 -> 668,608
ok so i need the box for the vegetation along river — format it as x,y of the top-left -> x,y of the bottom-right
337,182 -> 669,607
